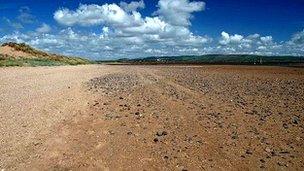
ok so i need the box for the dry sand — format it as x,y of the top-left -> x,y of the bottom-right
0,46 -> 30,59
0,65 -> 303,170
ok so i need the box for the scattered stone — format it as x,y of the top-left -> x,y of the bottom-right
231,131 -> 238,139
33,142 -> 40,146
246,149 -> 253,155
156,131 -> 168,136
277,162 -> 287,167
108,130 -> 115,135
84,67 -> 303,169
265,147 -> 272,153
292,116 -> 300,124
283,123 -> 288,129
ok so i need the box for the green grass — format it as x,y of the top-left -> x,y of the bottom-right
0,58 -> 92,67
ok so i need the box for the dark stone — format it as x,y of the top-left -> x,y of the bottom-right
156,131 -> 168,136
283,123 -> 288,129
231,131 -> 238,139
292,116 -> 300,124
246,149 -> 253,155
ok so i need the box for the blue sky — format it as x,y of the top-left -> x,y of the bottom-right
0,0 -> 304,59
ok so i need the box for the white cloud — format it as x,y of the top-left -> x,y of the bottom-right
217,31 -> 289,55
120,16 -> 167,35
247,33 -> 260,39
53,0 -> 209,50
119,0 -> 145,12
260,36 -> 273,44
258,46 -> 266,50
54,3 -> 142,27
104,45 -> 113,51
219,32 -> 244,45
2,29 -> 304,59
1,0 -> 303,59
36,23 -> 51,33
289,29 -> 304,45
155,0 -> 205,26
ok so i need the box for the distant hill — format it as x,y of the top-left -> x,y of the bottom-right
0,42 -> 91,67
112,54 -> 304,65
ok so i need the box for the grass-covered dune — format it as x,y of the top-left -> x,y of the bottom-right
0,42 -> 92,67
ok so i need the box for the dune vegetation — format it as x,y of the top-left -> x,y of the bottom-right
0,42 -> 92,67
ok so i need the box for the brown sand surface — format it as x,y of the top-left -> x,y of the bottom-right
0,46 -> 30,59
0,65 -> 303,170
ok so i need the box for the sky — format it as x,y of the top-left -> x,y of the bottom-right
0,0 -> 304,59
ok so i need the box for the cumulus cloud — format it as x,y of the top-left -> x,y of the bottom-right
119,0 -> 145,12
217,31 -> 286,55
0,27 -> 211,59
219,32 -> 244,45
260,36 -> 273,44
1,29 -> 304,59
54,3 -> 142,27
1,0 -> 303,59
289,29 -> 304,45
155,0 -> 205,26
285,29 -> 304,55
53,0 -> 209,51
36,23 -> 51,33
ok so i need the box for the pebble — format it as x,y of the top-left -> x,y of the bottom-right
265,147 -> 272,153
246,149 -> 253,155
292,116 -> 300,124
283,123 -> 288,129
156,131 -> 168,136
